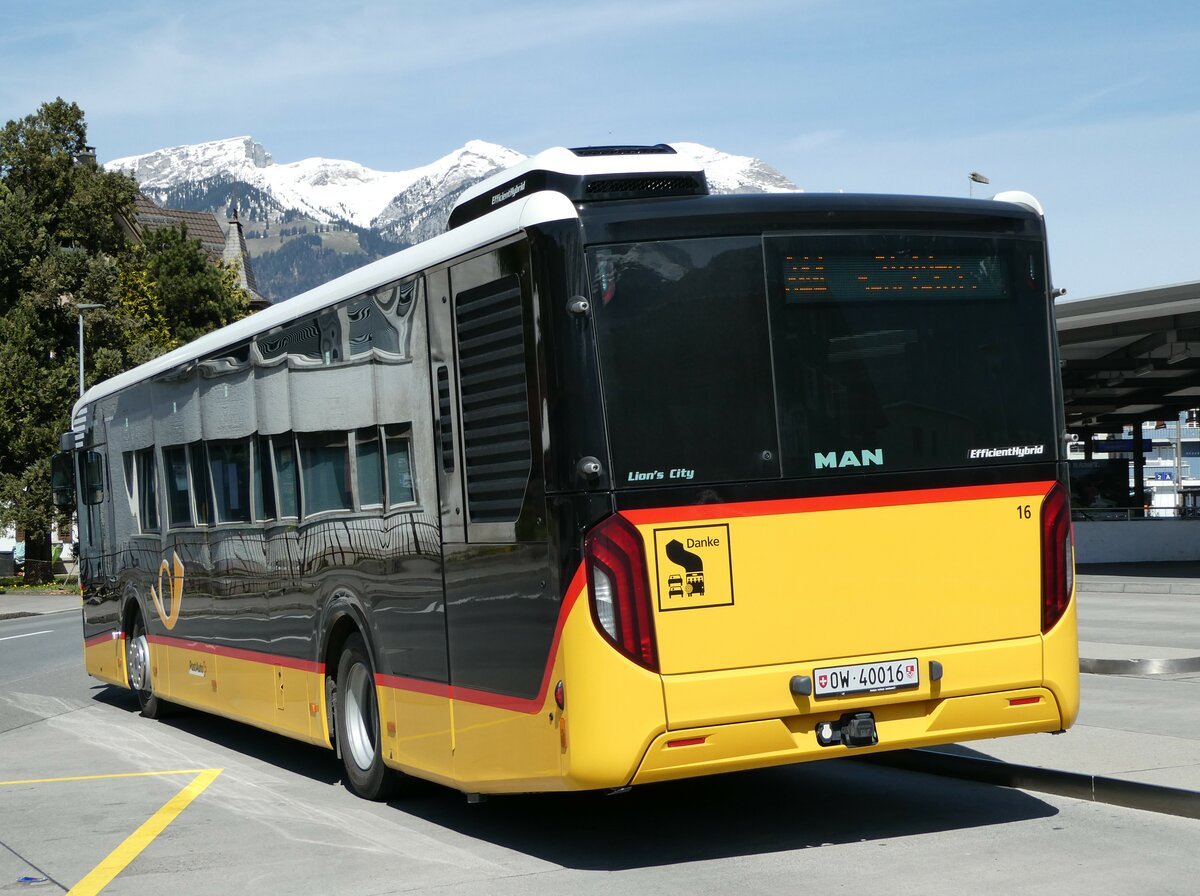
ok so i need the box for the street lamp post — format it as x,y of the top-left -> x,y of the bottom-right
77,303 -> 104,398
968,171 -> 990,197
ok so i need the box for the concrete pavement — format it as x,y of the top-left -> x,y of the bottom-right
0,587 -> 80,620
884,564 -> 1200,819
2,568 -> 1196,817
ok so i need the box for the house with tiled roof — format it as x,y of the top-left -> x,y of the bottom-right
122,195 -> 269,310
221,207 -> 262,303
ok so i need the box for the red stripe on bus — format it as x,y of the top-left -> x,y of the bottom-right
621,480 -> 1056,525
377,565 -> 589,715
148,635 -> 324,674
374,674 -> 452,699
139,565 -> 588,714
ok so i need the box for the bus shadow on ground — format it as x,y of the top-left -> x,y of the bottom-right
90,686 -> 1057,870
396,759 -> 1059,871
91,685 -> 342,786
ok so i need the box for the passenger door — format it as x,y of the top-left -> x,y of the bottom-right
432,241 -> 562,787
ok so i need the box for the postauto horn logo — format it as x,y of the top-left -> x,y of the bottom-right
150,551 -> 185,630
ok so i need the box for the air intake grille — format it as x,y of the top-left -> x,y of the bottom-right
583,174 -> 707,199
569,144 -> 676,157
455,276 -> 531,523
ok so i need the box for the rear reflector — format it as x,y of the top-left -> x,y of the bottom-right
666,737 -> 707,748
1010,696 -> 1042,706
584,513 -> 658,671
1040,483 -> 1074,633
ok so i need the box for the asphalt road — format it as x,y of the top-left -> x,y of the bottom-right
0,610 -> 91,737
1,610 -> 1197,895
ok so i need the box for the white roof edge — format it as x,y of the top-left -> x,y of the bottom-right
72,192 -> 580,419
991,190 -> 1044,217
454,145 -> 705,209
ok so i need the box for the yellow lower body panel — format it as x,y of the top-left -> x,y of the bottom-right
662,636 -> 1045,731
376,679 -> 565,793
379,685 -> 455,785
446,694 -> 564,793
137,637 -> 329,747
84,634 -> 126,688
1042,598 -> 1081,728
633,687 -> 1064,785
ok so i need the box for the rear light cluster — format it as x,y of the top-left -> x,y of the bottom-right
584,513 -> 658,671
1040,483 -> 1074,633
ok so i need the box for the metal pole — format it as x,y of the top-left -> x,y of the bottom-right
76,303 -> 104,398
78,312 -> 85,398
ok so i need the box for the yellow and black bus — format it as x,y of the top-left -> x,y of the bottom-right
54,144 -> 1077,800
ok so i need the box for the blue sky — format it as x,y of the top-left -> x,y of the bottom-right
3,0 -> 1198,299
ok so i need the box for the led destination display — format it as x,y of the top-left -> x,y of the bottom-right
783,252 -> 1008,302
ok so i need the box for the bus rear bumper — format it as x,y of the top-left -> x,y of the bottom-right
630,687 -> 1064,785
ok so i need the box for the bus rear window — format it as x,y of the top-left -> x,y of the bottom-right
590,232 -> 1058,487
591,237 -> 780,487
765,233 -> 1057,478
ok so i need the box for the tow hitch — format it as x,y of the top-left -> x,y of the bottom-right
815,711 -> 879,748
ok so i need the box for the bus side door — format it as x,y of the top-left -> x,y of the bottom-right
434,241 -> 562,788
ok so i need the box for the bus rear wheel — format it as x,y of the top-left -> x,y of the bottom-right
127,614 -> 168,719
335,633 -> 398,801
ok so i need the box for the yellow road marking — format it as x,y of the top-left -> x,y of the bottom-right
65,768 -> 222,896
0,769 -> 216,787
1,769 -> 223,894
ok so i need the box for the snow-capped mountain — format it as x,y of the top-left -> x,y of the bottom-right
106,137 -> 798,300
107,137 -> 526,231
108,137 -> 796,231
370,141 -> 528,245
671,142 -> 798,194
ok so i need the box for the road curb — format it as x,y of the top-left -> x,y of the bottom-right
1080,655 -> 1200,675
1076,580 -> 1200,596
862,749 -> 1200,820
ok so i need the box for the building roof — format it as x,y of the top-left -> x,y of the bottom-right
222,209 -> 262,301
131,195 -> 228,262
127,195 -> 267,309
1056,281 -> 1200,430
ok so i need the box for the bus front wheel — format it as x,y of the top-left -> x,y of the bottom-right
127,614 -> 168,719
335,633 -> 398,801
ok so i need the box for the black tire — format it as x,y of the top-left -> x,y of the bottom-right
334,633 -> 398,801
126,613 -> 168,719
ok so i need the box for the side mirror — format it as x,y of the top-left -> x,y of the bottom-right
81,451 -> 105,506
51,452 -> 75,508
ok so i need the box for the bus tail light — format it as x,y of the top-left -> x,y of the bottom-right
1041,483 -> 1074,633
584,513 -> 659,671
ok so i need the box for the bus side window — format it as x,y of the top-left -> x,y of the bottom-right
136,448 -> 160,533
208,440 -> 252,524
384,425 -> 415,506
163,445 -> 192,527
122,452 -> 136,516
298,431 -> 352,516
274,437 -> 300,519
356,427 -> 384,509
189,442 -> 213,526
254,436 -> 277,521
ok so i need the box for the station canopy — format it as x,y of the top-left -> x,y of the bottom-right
1056,281 -> 1200,432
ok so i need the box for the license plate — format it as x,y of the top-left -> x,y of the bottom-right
813,658 -> 920,698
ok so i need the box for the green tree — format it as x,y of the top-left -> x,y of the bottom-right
112,242 -> 175,367
143,223 -> 249,345
0,99 -> 249,582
